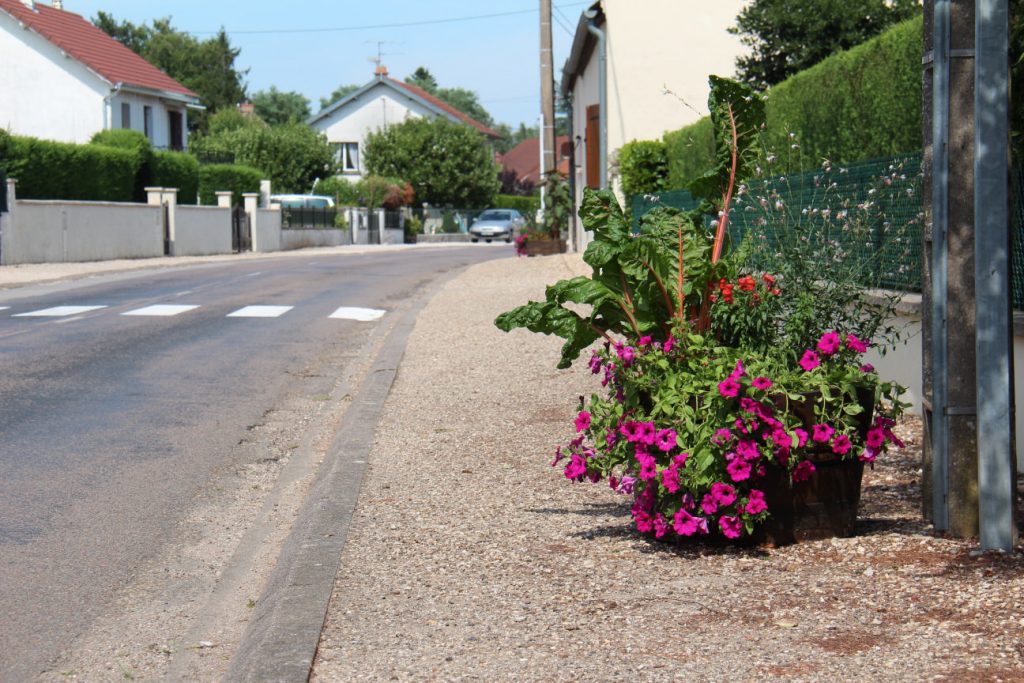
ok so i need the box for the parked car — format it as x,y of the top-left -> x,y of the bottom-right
468,209 -> 524,243
268,194 -> 335,209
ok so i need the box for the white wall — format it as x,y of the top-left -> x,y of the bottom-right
6,200 -> 163,263
251,208 -> 282,253
174,206 -> 232,256
110,91 -> 189,150
0,10 -> 107,143
280,228 -> 351,250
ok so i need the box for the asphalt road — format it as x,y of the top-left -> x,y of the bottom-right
0,245 -> 508,681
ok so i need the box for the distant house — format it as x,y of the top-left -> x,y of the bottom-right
308,66 -> 503,178
499,136 -> 570,194
0,0 -> 200,149
561,0 -> 746,247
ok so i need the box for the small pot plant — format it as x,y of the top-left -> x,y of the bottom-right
495,76 -> 908,545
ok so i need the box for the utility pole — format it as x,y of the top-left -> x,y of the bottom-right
539,0 -> 556,180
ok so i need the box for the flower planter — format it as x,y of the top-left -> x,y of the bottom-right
523,239 -> 567,256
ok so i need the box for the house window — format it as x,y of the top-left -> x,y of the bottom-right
143,106 -> 153,141
168,111 -> 184,151
121,102 -> 131,130
334,142 -> 360,173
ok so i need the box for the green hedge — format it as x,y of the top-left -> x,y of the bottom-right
153,151 -> 200,205
198,163 -> 263,206
90,129 -> 153,202
313,176 -> 361,205
619,139 -> 669,198
662,15 -> 923,189
493,193 -> 540,217
3,135 -> 137,201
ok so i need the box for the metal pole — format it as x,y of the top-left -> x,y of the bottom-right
931,0 -> 951,532
539,114 -> 546,215
975,0 -> 1017,551
540,0 -> 556,178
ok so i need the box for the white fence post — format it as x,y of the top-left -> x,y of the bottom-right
215,191 -> 233,209
0,178 -> 16,266
259,180 -> 272,208
161,188 -> 178,256
243,192 -> 260,251
375,208 -> 385,244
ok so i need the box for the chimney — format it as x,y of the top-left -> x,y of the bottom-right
374,64 -> 389,78
52,0 -> 62,9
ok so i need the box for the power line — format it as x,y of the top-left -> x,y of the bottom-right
553,5 -> 578,36
186,2 -> 589,36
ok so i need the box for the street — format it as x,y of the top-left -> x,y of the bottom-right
0,245 -> 508,681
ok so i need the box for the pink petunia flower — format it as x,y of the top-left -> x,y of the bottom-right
726,457 -> 752,482
551,446 -> 564,467
771,428 -> 793,450
673,508 -> 704,536
718,377 -> 741,398
633,510 -> 654,533
574,411 -> 591,432
617,475 -> 636,494
811,423 -> 835,443
817,331 -> 841,355
792,460 -> 816,482
588,353 -> 603,374
616,343 -> 636,366
752,376 -> 773,390
736,440 -> 759,461
730,359 -> 746,379
663,336 -> 675,353
711,428 -> 734,446
845,334 -> 869,353
700,494 -> 719,516
639,458 -> 658,481
719,515 -> 743,539
618,421 -> 641,441
832,433 -> 853,455
653,513 -> 669,538
673,452 -> 689,468
859,363 -> 875,373
710,482 -> 737,507
635,422 -> 657,446
859,448 -> 878,464
638,335 -> 653,346
564,454 -> 588,480
793,428 -> 809,448
745,489 -> 768,515
661,466 -> 681,493
865,428 -> 886,449
799,350 -> 821,371
654,428 -> 677,452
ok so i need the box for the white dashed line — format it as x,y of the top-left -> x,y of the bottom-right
227,305 -> 293,318
122,304 -> 200,317
0,306 -> 9,311
329,307 -> 386,322
13,305 -> 107,317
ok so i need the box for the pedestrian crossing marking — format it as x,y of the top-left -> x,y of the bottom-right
0,307 -> 8,311
122,304 -> 200,317
227,305 -> 294,318
13,305 -> 107,317
329,307 -> 386,321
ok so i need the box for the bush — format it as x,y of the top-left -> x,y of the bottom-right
313,176 -> 361,205
619,140 -> 669,198
198,163 -> 263,206
662,16 -> 922,187
152,151 -> 200,204
494,193 -> 540,218
90,129 -> 152,201
4,135 -> 136,201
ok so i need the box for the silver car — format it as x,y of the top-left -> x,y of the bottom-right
469,209 -> 524,243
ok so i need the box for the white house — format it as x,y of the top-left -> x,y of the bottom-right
0,0 -> 200,148
561,0 -> 746,249
308,66 -> 502,178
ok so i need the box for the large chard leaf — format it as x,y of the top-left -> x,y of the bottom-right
494,299 -> 601,369
687,76 -> 764,206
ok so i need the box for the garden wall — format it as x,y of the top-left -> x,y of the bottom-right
174,205 -> 233,256
280,228 -> 351,251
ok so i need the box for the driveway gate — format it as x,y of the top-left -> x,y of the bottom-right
232,206 -> 252,252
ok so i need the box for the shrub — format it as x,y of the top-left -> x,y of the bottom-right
198,163 -> 263,206
360,176 -> 415,209
313,176 -> 361,205
494,193 -> 540,219
4,135 -> 136,201
662,16 -> 922,187
619,139 -> 669,198
151,151 -> 200,204
90,129 -> 152,201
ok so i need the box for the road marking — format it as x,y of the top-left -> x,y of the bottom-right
13,305 -> 107,317
122,304 -> 200,317
329,307 -> 386,321
0,306 -> 9,311
227,305 -> 293,318
176,290 -> 193,297
246,272 -> 263,278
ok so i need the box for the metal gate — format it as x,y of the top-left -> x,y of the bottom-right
162,202 -> 171,255
232,205 -> 252,253
367,211 -> 381,245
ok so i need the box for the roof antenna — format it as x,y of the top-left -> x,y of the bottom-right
366,40 -> 401,77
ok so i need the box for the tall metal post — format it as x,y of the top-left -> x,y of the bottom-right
539,0 -> 556,179
974,0 -> 1017,551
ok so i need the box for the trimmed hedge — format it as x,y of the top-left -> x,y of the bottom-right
313,176 -> 361,205
198,163 -> 263,206
152,151 -> 200,205
90,129 -> 153,202
663,15 -> 923,189
619,139 -> 669,198
494,193 -> 540,218
3,135 -> 136,201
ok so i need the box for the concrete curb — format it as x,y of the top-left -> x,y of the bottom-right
223,271 -> 452,683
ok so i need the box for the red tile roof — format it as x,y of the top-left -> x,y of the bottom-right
387,77 -> 501,140
0,0 -> 198,100
501,136 -> 570,186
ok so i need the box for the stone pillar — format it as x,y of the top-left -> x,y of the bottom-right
0,178 -> 16,266
215,191 -> 233,209
375,208 -> 386,244
145,187 -> 164,206
243,192 -> 260,252
161,188 -> 178,257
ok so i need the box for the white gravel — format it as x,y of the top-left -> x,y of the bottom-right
312,253 -> 1024,683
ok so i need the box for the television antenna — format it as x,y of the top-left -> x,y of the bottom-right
366,40 -> 402,69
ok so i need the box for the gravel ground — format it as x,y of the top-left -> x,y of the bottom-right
312,253 -> 1024,683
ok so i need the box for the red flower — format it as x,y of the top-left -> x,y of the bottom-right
738,275 -> 756,292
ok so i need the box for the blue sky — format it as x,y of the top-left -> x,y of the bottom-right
65,1 -> 588,127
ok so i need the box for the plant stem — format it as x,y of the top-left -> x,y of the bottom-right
618,272 -> 642,337
711,103 -> 739,264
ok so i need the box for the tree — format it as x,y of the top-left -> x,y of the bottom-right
252,86 -> 311,126
92,13 -> 248,132
405,67 -> 439,94
729,0 -> 920,90
404,66 -> 495,129
363,117 -> 499,207
190,120 -> 336,193
319,84 -> 360,110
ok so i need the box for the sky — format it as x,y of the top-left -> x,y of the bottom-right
62,0 -> 588,128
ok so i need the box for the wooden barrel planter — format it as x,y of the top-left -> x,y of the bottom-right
523,239 -> 567,256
